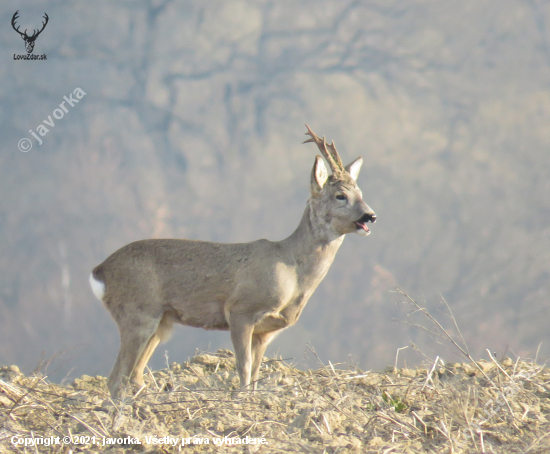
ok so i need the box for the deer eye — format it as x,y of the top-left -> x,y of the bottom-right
336,194 -> 347,201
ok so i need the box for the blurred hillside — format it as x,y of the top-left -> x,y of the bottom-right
1,0 -> 549,381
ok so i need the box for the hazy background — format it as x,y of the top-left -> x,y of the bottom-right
1,0 -> 549,382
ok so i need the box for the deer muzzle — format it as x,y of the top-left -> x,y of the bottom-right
354,211 -> 376,235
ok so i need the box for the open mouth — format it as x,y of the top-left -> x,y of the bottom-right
354,213 -> 376,235
354,221 -> 370,234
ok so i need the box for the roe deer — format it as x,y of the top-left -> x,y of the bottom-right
90,125 -> 376,397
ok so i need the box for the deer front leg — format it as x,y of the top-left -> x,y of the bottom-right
250,331 -> 279,389
229,315 -> 255,390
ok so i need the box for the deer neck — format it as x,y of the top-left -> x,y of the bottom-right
282,201 -> 345,274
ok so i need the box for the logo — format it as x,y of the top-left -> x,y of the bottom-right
17,88 -> 87,151
11,10 -> 48,59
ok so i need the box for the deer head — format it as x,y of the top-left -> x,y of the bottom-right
304,124 -> 376,239
12,11 -> 49,54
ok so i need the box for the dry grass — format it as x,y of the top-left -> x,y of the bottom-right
0,348 -> 550,453
1,291 -> 550,453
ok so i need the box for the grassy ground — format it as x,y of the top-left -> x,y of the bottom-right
1,347 -> 549,454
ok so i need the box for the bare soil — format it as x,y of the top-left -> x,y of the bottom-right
1,349 -> 549,453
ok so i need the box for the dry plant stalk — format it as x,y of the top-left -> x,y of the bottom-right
0,344 -> 548,453
398,288 -> 516,415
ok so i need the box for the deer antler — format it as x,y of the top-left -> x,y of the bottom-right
11,11 -> 48,39
31,13 -> 49,39
303,124 -> 345,175
11,11 -> 25,37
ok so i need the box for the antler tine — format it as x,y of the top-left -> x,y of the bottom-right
32,13 -> 49,38
11,10 -> 19,26
11,10 -> 25,37
303,124 -> 343,175
326,140 -> 344,172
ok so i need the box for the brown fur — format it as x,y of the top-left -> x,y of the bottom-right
90,126 -> 376,397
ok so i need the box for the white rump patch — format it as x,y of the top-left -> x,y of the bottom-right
89,273 -> 105,301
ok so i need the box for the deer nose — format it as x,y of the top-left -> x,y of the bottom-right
359,213 -> 376,224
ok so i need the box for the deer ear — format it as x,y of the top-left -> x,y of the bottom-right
345,156 -> 363,182
311,155 -> 329,195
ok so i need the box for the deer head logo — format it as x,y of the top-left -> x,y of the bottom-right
11,11 -> 49,54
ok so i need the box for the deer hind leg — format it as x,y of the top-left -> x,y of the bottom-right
108,313 -> 166,397
250,331 -> 279,389
130,334 -> 160,387
131,312 -> 175,387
